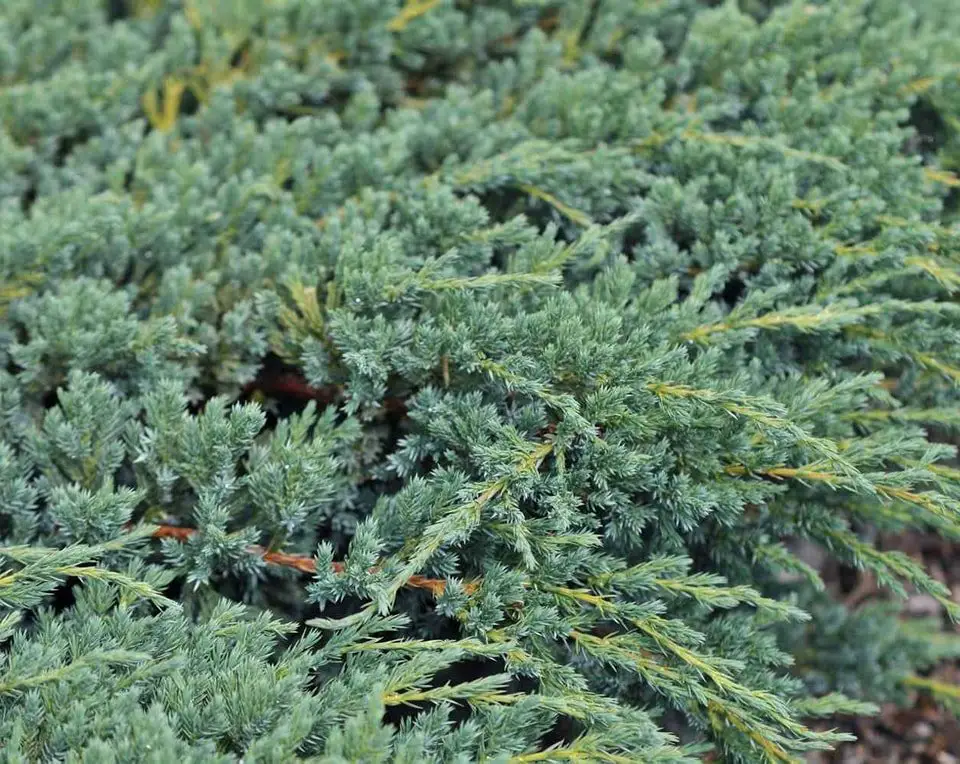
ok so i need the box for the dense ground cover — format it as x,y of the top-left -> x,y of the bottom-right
2,1 -> 960,761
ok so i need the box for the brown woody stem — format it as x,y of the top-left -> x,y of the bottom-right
151,525 -> 467,595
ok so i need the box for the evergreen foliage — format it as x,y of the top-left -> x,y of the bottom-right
2,0 -> 960,760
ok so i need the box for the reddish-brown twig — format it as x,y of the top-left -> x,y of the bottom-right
242,372 -> 340,405
243,369 -> 408,415
151,525 -> 466,595
151,524 -> 194,542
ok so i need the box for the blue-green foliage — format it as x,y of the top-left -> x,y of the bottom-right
2,0 -> 960,761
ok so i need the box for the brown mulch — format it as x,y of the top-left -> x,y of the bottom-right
806,533 -> 960,763
816,688 -> 960,764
